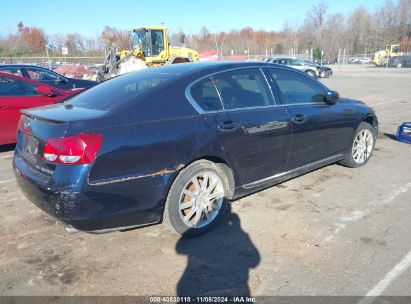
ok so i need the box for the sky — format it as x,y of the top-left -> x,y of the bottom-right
1,0 -> 386,37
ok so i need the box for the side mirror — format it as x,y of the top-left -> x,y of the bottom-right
35,86 -> 55,97
325,90 -> 339,104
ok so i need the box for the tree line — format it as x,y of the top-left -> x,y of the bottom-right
0,0 -> 410,59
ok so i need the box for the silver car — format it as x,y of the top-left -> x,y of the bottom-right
269,57 -> 319,78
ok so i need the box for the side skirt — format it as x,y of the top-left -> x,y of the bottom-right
234,154 -> 345,198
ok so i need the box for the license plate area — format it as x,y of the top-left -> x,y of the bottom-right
22,134 -> 40,163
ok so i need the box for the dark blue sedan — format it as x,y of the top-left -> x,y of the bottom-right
0,64 -> 97,90
13,62 -> 378,236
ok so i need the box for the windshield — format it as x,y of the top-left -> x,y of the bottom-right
133,29 -> 150,55
65,71 -> 174,111
133,29 -> 165,57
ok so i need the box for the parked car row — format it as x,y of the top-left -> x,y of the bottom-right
348,57 -> 372,64
267,57 -> 333,78
0,64 -> 98,145
0,64 -> 97,90
10,62 -> 378,236
320,58 -> 338,65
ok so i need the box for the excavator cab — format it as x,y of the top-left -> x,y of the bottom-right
132,26 -> 169,62
97,25 -> 199,81
385,44 -> 401,56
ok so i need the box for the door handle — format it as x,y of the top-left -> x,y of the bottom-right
218,121 -> 239,132
292,114 -> 307,123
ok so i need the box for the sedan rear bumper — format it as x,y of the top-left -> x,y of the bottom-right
13,154 -> 171,232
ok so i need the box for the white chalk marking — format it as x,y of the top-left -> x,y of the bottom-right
325,183 -> 411,241
334,223 -> 346,235
371,97 -> 405,106
357,250 -> 411,304
340,209 -> 369,222
0,179 -> 13,184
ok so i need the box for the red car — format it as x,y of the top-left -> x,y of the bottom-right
0,72 -> 82,145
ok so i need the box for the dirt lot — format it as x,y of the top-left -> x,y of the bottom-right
1,65 -> 410,298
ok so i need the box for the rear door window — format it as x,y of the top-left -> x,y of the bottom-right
189,77 -> 222,111
290,59 -> 302,66
275,59 -> 288,65
213,69 -> 273,110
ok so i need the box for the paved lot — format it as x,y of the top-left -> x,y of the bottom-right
1,65 -> 411,297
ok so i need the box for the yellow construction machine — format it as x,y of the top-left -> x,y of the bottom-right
98,26 -> 199,81
372,44 -> 403,66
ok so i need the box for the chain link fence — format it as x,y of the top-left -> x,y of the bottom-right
3,52 -> 407,69
0,56 -> 105,67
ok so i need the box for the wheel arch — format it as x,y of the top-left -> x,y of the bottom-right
170,57 -> 191,64
362,114 -> 378,130
160,154 -> 237,226
178,155 -> 236,200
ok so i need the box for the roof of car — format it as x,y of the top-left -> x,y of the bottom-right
134,61 -> 295,76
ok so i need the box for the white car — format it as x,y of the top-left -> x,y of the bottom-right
358,57 -> 371,64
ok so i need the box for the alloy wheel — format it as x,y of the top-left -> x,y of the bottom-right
178,171 -> 224,228
352,129 -> 374,164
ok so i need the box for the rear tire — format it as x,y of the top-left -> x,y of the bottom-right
339,122 -> 376,168
306,70 -> 316,78
163,160 -> 230,237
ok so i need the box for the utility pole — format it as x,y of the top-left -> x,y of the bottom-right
343,48 -> 346,65
45,44 -> 50,69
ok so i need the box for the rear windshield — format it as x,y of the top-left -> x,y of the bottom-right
65,71 -> 175,111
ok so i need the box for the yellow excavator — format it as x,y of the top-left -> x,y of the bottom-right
97,26 -> 199,81
372,44 -> 403,66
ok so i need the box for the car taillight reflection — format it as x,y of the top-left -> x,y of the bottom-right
18,115 -> 32,134
43,134 -> 103,165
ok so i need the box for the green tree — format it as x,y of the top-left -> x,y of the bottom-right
313,46 -> 322,61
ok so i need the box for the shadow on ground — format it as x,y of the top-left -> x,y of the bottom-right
176,204 -> 260,296
383,133 -> 398,141
0,144 -> 15,153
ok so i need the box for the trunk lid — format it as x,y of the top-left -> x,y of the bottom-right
17,104 -> 107,176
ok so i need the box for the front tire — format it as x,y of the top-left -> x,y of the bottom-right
163,160 -> 230,237
339,122 -> 376,168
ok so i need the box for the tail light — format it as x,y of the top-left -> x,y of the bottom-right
43,134 -> 103,165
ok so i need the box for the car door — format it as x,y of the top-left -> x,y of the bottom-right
0,75 -> 61,144
265,68 -> 353,170
209,68 -> 292,185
